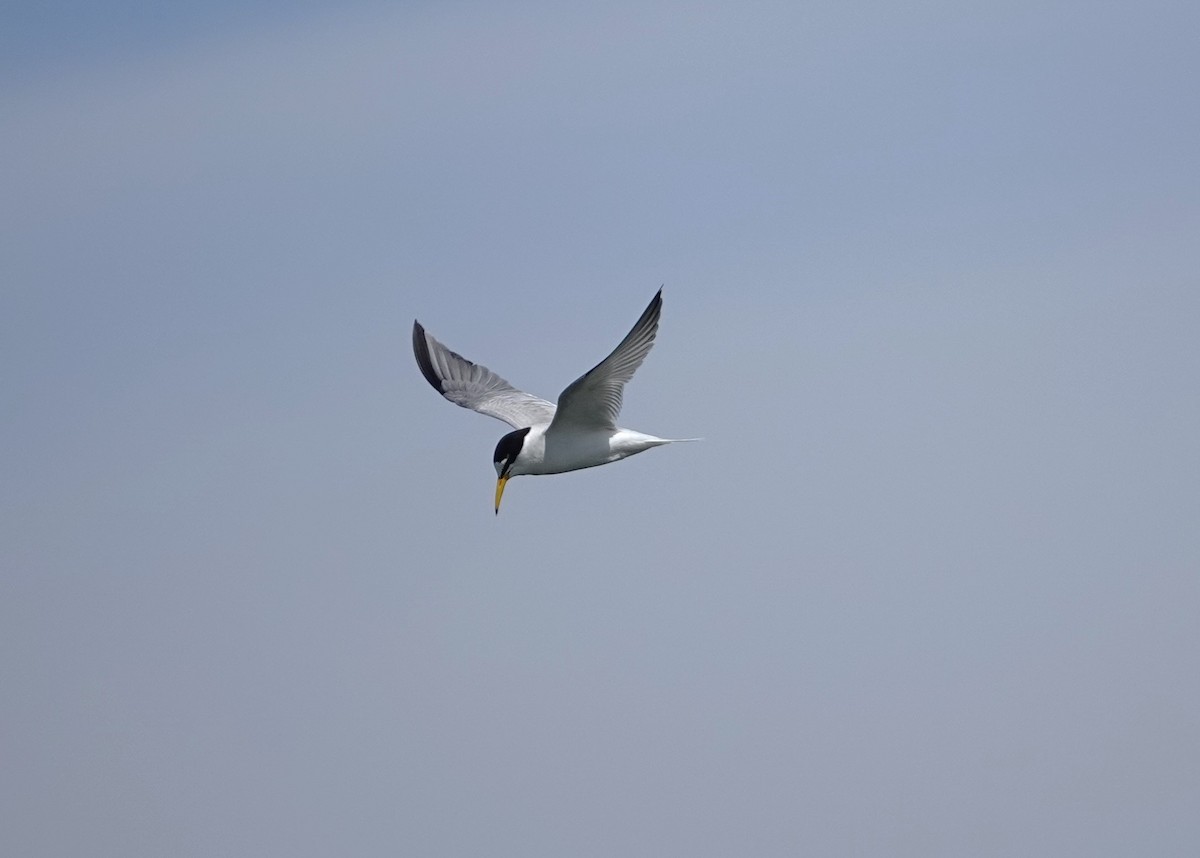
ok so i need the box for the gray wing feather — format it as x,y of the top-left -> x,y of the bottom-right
549,289 -> 662,431
413,321 -> 557,429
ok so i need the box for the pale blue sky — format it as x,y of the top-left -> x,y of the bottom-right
3,2 -> 1199,856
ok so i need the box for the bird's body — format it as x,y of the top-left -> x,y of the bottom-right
412,288 -> 692,511
507,425 -> 674,477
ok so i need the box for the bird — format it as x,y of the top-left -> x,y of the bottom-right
412,288 -> 695,513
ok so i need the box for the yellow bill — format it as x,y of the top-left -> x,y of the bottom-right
494,475 -> 509,515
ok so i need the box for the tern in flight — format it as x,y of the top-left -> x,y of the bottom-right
412,288 -> 694,513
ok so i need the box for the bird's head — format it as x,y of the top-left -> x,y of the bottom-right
492,427 -> 531,514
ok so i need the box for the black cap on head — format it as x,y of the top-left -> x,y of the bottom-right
493,427 -> 531,474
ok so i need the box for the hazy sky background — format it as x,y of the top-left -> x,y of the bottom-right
4,2 -> 1199,855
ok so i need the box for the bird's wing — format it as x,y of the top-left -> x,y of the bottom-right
549,289 -> 662,432
413,321 -> 557,429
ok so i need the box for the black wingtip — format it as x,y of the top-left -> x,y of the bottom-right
412,320 -> 444,393
632,288 -> 662,326
642,286 -> 664,325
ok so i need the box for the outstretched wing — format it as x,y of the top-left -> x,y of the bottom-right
413,321 -> 557,429
549,288 -> 662,432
